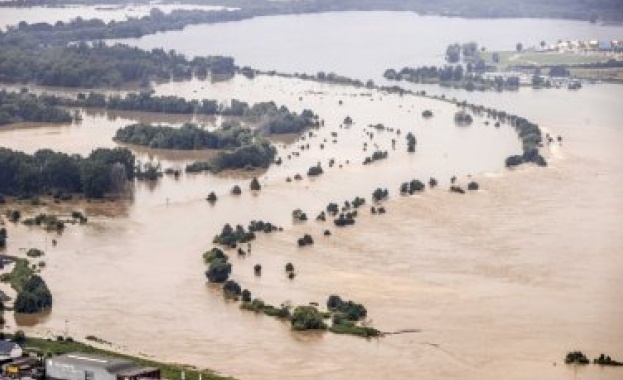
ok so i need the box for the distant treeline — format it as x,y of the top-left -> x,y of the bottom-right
0,90 -> 73,125
186,141 -> 277,173
1,0 -> 621,22
0,147 -> 135,198
384,65 -> 521,91
0,42 -> 234,88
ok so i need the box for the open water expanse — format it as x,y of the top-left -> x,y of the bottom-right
0,8 -> 622,380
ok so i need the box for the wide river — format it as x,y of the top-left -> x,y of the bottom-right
1,9 -> 622,380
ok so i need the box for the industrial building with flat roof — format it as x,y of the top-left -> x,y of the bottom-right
45,353 -> 160,380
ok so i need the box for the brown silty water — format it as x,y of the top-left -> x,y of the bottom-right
0,75 -> 621,380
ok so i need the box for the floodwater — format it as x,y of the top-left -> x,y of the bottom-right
0,4 -> 229,31
0,10 -> 622,380
115,11 -> 623,81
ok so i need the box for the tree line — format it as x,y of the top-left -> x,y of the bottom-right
2,0 -> 620,23
0,147 -> 135,198
0,90 -> 73,125
384,65 -> 521,92
0,41 -> 235,88
186,141 -> 277,173
114,123 -> 254,150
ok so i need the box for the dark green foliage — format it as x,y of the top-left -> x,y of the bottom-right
0,90 -> 73,125
326,203 -> 339,215
14,275 -> 52,313
206,192 -> 218,203
0,147 -> 134,198
263,108 -> 317,135
326,295 -> 367,321
215,142 -> 277,172
185,161 -> 212,173
250,177 -> 262,191
505,155 -> 524,167
241,289 -> 252,303
307,165 -> 324,176
9,210 -> 21,222
291,306 -> 327,331
401,179 -> 425,195
213,223 -> 256,247
297,234 -> 314,247
327,295 -> 343,310
450,185 -> 466,194
26,248 -> 44,258
203,248 -> 228,264
12,330 -> 25,343
0,38 -> 234,88
248,220 -> 279,233
363,151 -> 388,165
223,280 -> 242,298
406,132 -> 417,152
594,354 -> 623,366
0,227 -> 6,248
565,351 -> 590,365
114,123 -> 253,150
241,299 -> 291,319
292,209 -> 308,222
205,258 -> 231,284
372,188 -> 389,202
334,213 -> 356,227
351,197 -> 366,208
329,320 -> 381,338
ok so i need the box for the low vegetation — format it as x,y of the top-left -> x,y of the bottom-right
0,258 -> 52,313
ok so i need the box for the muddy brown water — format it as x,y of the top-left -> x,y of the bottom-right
0,74 -> 621,380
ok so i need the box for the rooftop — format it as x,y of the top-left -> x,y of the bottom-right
47,354 -> 136,374
0,340 -> 19,355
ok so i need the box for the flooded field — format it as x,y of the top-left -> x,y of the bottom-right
0,8 -> 622,380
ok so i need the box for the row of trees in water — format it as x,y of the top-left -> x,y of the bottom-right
69,92 -> 315,124
0,147 -> 135,198
384,65 -> 522,92
0,90 -> 73,125
114,123 -> 255,150
203,220 -> 380,337
2,0 -> 621,24
0,42 -> 235,88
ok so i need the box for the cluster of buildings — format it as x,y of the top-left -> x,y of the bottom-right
0,342 -> 161,380
542,39 -> 623,54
